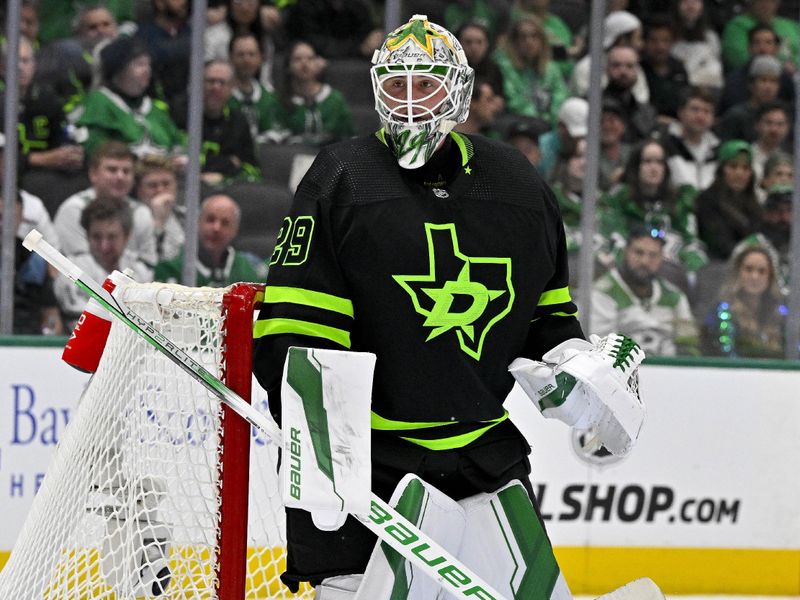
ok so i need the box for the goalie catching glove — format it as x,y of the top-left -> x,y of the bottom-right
509,334 -> 645,456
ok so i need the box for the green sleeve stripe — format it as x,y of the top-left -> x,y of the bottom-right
371,411 -> 459,431
400,413 -> 509,450
530,310 -> 579,323
538,287 -> 572,306
253,318 -> 351,348
264,286 -> 354,317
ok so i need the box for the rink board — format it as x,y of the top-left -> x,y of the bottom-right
1,340 -> 799,594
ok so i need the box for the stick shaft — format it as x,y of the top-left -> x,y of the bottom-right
24,230 -> 510,600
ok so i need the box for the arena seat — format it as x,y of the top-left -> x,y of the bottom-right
325,58 -> 374,106
217,181 -> 293,260
258,143 -> 319,190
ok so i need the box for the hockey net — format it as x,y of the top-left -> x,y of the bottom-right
0,282 -> 313,599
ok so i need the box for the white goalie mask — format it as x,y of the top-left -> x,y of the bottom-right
371,15 -> 474,169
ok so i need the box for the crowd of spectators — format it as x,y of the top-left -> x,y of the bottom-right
0,0 -> 797,360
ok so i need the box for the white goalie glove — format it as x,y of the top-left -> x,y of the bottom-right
509,334 -> 645,456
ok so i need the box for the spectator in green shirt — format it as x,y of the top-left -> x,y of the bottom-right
229,32 -> 280,142
721,0 -> 800,71
511,0 -> 577,79
273,41 -> 355,146
75,35 -> 186,159
155,194 -> 265,287
493,14 -> 568,125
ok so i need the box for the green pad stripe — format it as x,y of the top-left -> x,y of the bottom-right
495,485 -> 560,598
381,479 -> 428,600
285,349 -> 337,493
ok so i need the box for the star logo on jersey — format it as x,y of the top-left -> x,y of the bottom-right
393,223 -> 514,360
385,19 -> 454,58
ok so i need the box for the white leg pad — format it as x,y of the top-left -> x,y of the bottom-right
314,575 -> 363,600
354,474 -> 466,600
452,480 -> 572,600
596,578 -> 665,600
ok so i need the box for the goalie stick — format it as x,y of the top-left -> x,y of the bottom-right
22,229 -> 511,600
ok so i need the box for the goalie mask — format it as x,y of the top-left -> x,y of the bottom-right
371,15 -> 474,169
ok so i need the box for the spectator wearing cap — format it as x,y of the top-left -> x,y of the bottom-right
696,140 -> 762,260
454,80 -> 504,138
602,46 -> 658,143
640,15 -> 690,121
669,0 -> 724,90
537,96 -> 587,181
492,15 -> 568,125
751,102 -> 792,185
716,55 -> 783,143
758,151 -> 793,204
599,97 -> 630,191
721,0 -> 800,71
752,185 -> 793,277
135,0 -> 191,103
505,117 -> 546,167
665,86 -> 719,191
717,24 -> 796,115
591,226 -> 699,357
74,35 -> 186,160
570,11 -> 650,105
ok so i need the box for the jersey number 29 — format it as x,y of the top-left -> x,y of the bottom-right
270,216 -> 315,266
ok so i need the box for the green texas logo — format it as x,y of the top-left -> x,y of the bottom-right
393,223 -> 514,360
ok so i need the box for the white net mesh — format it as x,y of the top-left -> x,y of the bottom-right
0,283 -> 312,599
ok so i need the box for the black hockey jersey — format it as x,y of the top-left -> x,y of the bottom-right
253,131 -> 583,450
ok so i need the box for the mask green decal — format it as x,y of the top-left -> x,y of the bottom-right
393,223 -> 514,360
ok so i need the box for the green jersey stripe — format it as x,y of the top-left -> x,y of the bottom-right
253,318 -> 351,348
371,411 -> 460,431
264,285 -> 354,317
399,414 -> 509,450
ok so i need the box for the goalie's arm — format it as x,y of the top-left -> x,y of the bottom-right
253,149 -> 356,425
520,189 -> 585,360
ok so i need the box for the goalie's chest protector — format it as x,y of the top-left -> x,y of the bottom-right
273,133 -> 566,424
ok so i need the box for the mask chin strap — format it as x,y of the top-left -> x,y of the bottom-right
437,118 -> 457,134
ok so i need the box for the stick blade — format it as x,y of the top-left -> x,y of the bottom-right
596,578 -> 665,600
